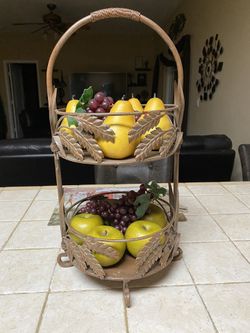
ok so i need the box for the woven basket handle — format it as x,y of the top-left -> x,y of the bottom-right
91,8 -> 141,22
46,8 -> 184,129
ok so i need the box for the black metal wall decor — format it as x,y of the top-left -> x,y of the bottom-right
196,34 -> 224,101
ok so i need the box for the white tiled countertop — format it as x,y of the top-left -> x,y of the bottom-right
0,182 -> 250,333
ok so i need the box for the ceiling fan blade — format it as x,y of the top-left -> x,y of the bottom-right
13,22 -> 45,26
31,25 -> 49,34
60,22 -> 90,31
50,25 -> 64,35
12,3 -> 84,35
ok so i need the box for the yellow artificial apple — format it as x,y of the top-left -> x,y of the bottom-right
88,225 -> 126,267
143,203 -> 168,228
69,213 -> 103,245
125,220 -> 162,257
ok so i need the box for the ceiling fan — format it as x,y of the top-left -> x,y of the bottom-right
13,3 -> 86,35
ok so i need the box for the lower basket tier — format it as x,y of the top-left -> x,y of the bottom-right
58,248 -> 182,282
86,251 -> 181,281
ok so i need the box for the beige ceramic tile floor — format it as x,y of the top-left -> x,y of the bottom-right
0,182 -> 250,333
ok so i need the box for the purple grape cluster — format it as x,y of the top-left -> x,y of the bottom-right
86,91 -> 114,115
80,185 -> 146,234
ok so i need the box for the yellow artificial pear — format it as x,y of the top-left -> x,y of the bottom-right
129,96 -> 143,113
97,100 -> 137,159
141,96 -> 173,141
104,100 -> 135,127
60,99 -> 79,133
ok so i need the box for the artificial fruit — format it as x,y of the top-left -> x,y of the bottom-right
129,96 -> 143,113
142,96 -> 172,140
69,213 -> 103,245
125,220 -> 162,257
60,99 -> 79,133
97,124 -> 138,159
143,203 -> 167,228
104,100 -> 135,127
88,225 -> 126,267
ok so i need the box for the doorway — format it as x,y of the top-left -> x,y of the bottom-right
4,61 -> 41,138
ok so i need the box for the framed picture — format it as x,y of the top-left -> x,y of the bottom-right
137,73 -> 147,86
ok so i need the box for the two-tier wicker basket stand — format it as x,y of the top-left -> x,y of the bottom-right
46,8 -> 185,307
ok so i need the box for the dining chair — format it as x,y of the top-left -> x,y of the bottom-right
238,144 -> 250,180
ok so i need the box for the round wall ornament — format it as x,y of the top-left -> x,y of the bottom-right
196,34 -> 224,101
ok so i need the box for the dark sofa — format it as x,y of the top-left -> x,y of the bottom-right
0,138 -> 95,186
0,135 -> 235,186
180,135 -> 235,182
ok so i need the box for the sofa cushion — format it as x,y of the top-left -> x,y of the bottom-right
181,136 -> 204,150
0,138 -> 51,156
182,135 -> 232,151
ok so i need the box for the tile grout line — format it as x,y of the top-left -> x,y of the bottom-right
230,193 -> 250,209
122,293 -> 130,333
220,182 -> 250,209
186,188 -> 219,218
186,182 -> 233,197
35,257 -> 58,333
180,240 -> 230,244
205,212 -> 250,266
182,259 -> 220,333
189,188 -> 250,220
185,211 -> 250,216
220,182 -> 250,195
0,189 -> 41,252
1,280 -> 250,297
0,199 -> 59,202
229,240 -> 250,265
191,187 -> 249,216
34,291 -> 50,333
194,285 -> 220,333
2,247 -> 61,252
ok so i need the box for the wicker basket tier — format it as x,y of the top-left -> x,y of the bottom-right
50,102 -> 183,166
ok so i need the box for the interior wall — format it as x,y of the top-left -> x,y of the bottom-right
0,29 -> 160,137
176,0 -> 250,180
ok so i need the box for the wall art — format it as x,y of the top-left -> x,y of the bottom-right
196,34 -> 224,101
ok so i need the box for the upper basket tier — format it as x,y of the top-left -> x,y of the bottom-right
46,8 -> 185,166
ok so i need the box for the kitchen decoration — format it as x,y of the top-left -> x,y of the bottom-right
46,8 -> 185,307
196,34 -> 224,101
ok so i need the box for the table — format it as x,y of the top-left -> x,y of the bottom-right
0,182 -> 250,333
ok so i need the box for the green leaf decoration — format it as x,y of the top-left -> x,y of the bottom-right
67,116 -> 78,127
75,107 -> 85,114
76,86 -> 93,112
146,181 -> 167,198
135,193 -> 151,219
81,86 -> 93,104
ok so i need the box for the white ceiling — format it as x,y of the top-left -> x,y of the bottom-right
0,0 -> 183,35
